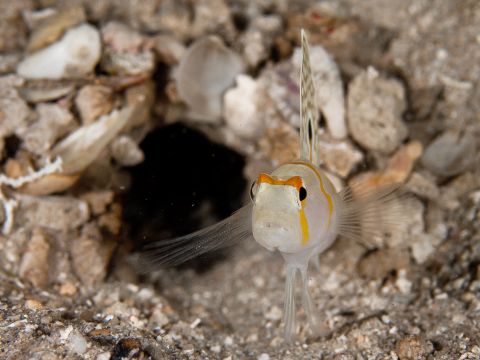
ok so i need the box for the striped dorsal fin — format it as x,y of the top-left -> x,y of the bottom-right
299,30 -> 319,166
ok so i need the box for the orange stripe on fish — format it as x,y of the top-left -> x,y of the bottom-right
257,173 -> 303,191
290,161 -> 334,227
299,198 -> 309,246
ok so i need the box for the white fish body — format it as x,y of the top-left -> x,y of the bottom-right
140,30 -> 402,342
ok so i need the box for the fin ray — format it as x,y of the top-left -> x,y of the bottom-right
137,204 -> 252,270
337,185 -> 407,248
300,30 -> 320,166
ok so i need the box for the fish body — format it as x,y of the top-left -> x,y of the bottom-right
252,162 -> 338,256
139,30 -> 402,342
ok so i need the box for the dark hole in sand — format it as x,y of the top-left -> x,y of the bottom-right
123,123 -> 246,272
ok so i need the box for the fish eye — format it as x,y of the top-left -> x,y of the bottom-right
250,181 -> 257,202
299,187 -> 307,201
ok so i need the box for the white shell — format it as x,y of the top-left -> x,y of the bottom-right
51,107 -> 133,174
176,36 -> 244,122
17,24 -> 101,79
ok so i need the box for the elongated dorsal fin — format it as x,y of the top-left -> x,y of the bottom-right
299,30 -> 319,166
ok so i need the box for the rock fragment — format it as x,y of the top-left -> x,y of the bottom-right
348,68 -> 408,153
151,35 -> 186,65
349,140 -> 423,190
26,5 -> 86,53
18,228 -> 50,287
357,247 -> 410,279
259,122 -> 300,165
16,194 -> 89,231
439,172 -> 480,210
0,1 -> 32,52
395,335 -> 432,360
80,190 -> 114,215
17,24 -> 101,79
71,223 -> 114,286
110,136 -> 144,166
100,22 -> 155,76
75,85 -> 113,125
317,132 -> 363,178
410,233 -> 438,264
0,76 -> 31,138
18,103 -> 76,155
223,75 -> 264,139
125,81 -> 155,129
190,0 -> 235,39
67,329 -> 88,355
422,130 -> 477,177
0,53 -> 21,74
405,171 -> 440,201
98,203 -> 122,235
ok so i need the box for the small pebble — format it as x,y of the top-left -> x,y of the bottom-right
68,329 -> 88,355
347,68 -> 408,153
96,352 -> 111,360
110,135 -> 144,166
24,299 -> 43,310
224,336 -> 234,346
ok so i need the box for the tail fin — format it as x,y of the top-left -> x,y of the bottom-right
337,185 -> 407,248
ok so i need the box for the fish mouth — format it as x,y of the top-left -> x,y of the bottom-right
252,219 -> 296,252
263,221 -> 289,232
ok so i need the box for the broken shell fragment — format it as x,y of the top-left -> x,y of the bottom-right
176,36 -> 245,122
51,107 -> 133,174
19,173 -> 80,196
26,5 -> 86,53
17,24 -> 101,79
19,81 -> 75,103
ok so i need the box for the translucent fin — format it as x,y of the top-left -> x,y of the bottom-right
137,204 -> 252,270
284,266 -> 297,342
299,266 -> 317,332
300,29 -> 320,166
311,255 -> 321,272
337,184 -> 407,247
